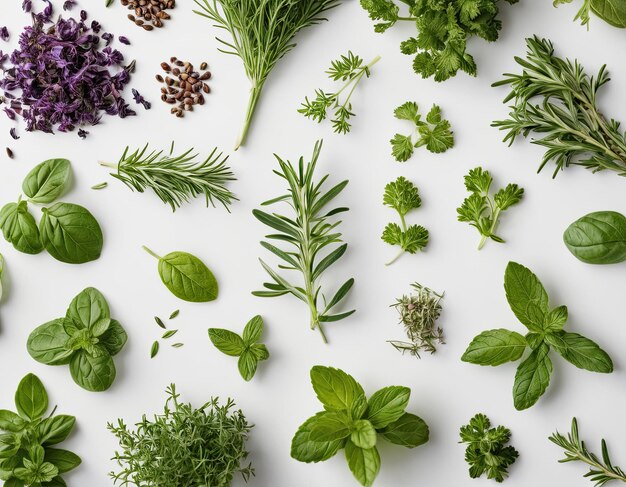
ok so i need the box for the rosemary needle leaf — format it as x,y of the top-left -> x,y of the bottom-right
171,343 -> 184,348
150,341 -> 160,358
91,182 -> 108,190
154,316 -> 167,329
162,330 -> 178,339
103,143 -> 237,212
169,309 -> 180,320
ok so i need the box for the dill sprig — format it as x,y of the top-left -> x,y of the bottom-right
193,0 -> 341,149
549,418 -> 626,486
102,143 -> 237,212
108,384 -> 253,487
389,283 -> 444,357
492,36 -> 626,177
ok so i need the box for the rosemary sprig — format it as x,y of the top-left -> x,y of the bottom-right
193,0 -> 340,149
252,140 -> 355,343
492,36 -> 626,177
549,418 -> 626,486
101,143 -> 237,212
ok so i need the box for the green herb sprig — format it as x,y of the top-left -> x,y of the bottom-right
456,167 -> 524,250
554,0 -> 626,28
252,141 -> 355,343
299,51 -> 380,134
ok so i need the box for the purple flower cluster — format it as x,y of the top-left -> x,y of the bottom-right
0,5 -> 137,137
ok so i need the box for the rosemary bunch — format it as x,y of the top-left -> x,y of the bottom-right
252,140 -> 355,343
550,418 -> 626,486
194,0 -> 341,149
492,36 -> 626,177
102,143 -> 237,212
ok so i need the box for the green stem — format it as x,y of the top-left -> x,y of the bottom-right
385,249 -> 405,266
235,82 -> 264,151
386,212 -> 407,266
142,246 -> 162,261
478,207 -> 501,250
397,16 -> 418,21
99,161 -> 118,169
569,448 -> 626,483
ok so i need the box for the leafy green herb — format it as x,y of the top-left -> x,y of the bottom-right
150,341 -> 159,359
381,176 -> 428,265
27,287 -> 128,392
462,261 -> 613,410
40,202 -> 104,264
550,417 -> 626,485
0,373 -> 81,486
22,159 -> 71,204
154,316 -> 166,329
143,246 -> 219,303
564,211 -> 626,265
391,102 -> 453,162
169,309 -> 180,319
291,366 -> 429,486
193,0 -> 340,149
492,36 -> 626,177
456,167 -> 524,250
252,141 -> 355,343
460,413 -> 519,482
162,330 -> 178,339
359,0 -> 517,82
0,198 -> 43,255
299,51 -> 380,134
389,283 -> 444,357
102,143 -> 237,212
91,182 -> 108,190
209,315 -> 270,381
109,385 -> 253,486
555,0 -> 626,28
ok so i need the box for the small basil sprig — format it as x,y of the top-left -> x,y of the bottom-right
27,287 -> 128,392
462,262 -> 613,410
143,246 -> 218,302
209,315 -> 269,381
563,211 -> 626,265
0,373 -> 81,486
291,366 -> 429,486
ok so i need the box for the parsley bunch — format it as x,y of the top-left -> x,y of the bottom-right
391,102 -> 454,162
382,177 -> 429,265
299,51 -> 381,134
360,0 -> 518,81
456,167 -> 524,250
460,413 -> 519,482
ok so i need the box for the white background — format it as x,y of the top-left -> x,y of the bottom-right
1,1 -> 626,486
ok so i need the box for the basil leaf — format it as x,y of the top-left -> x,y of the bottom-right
563,211 -> 626,264
310,366 -> 366,412
462,329 -> 527,366
0,434 -> 20,460
69,348 -> 116,392
37,415 -> 76,445
591,0 -> 626,27
0,411 -> 26,433
39,203 -> 103,264
14,374 -> 48,421
98,319 -> 128,356
242,315 -> 263,345
208,329 -> 245,356
237,350 -> 258,381
525,332 -> 544,350
42,476 -> 66,487
546,331 -> 613,373
249,343 -> 270,361
379,412 -> 429,448
344,439 -> 380,487
504,261 -> 549,332
309,411 -> 352,442
350,419 -> 377,449
22,159 -> 71,204
27,319 -> 73,365
543,305 -> 568,332
0,201 -> 43,254
290,412 -> 345,463
365,386 -> 410,429
43,449 -> 81,474
66,287 -> 110,330
513,344 -> 553,410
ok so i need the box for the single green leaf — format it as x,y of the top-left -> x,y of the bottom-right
546,331 -> 613,373
390,134 -> 414,162
291,412 -> 345,463
310,366 -> 366,412
380,412 -> 429,448
563,211 -> 626,264
238,350 -> 258,381
37,415 -> 76,445
0,433 -> 20,459
22,159 -> 71,204
98,319 -> 127,356
345,439 -> 380,487
0,410 -> 26,433
462,329 -> 527,366
66,287 -> 110,330
242,315 -> 264,345
69,348 -> 116,392
365,386 -> 410,429
208,328 -> 245,356
504,262 -> 550,332
249,343 -> 270,361
39,203 -> 103,264
350,419 -> 377,449
543,305 -> 568,332
0,201 -> 44,254
394,101 -> 420,123
309,411 -> 352,442
43,449 -> 81,474
591,0 -> 626,27
161,330 -> 178,339
27,319 -> 74,365
15,374 -> 48,421
513,344 -> 553,410
150,341 -> 159,359
525,332 -> 544,350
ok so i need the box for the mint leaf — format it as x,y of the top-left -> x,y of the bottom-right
504,262 -> 549,332
462,329 -> 527,366
513,344 -> 553,410
379,412 -> 429,448
351,419 -> 377,449
543,306 -> 568,332
310,366 -> 365,412
208,329 -> 245,357
546,332 -> 613,373
365,386 -> 410,429
291,412 -> 344,463
242,315 -> 263,345
237,350 -> 258,381
345,439 -> 380,487
309,411 -> 352,442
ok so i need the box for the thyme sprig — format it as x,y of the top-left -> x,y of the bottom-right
102,143 -> 237,212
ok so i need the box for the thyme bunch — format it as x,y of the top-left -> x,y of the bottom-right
389,283 -> 444,357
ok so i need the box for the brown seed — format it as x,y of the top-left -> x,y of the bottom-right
128,14 -> 136,21
165,97 -> 176,104
154,19 -> 163,27
161,62 -> 171,72
200,62 -> 207,70
196,94 -> 205,105
172,67 -> 180,76
200,71 -> 211,80
167,87 -> 177,95
135,18 -> 144,25
183,96 -> 193,104
165,76 -> 173,86
188,76 -> 197,84
160,94 -> 167,101
144,12 -> 152,20
160,87 -> 167,94
170,107 -> 178,114
174,91 -> 184,100
170,56 -> 177,63
192,83 -> 201,93
175,110 -> 183,118
175,60 -> 184,67
179,73 -> 188,81
156,74 -> 164,83
143,24 -> 154,31
202,83 -> 210,93
135,7 -> 142,15
183,90 -> 192,98
6,147 -> 14,159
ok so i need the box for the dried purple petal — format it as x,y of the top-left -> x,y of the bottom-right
63,0 -> 77,10
22,0 -> 32,13
102,32 -> 114,46
0,27 -> 9,42
119,36 -> 130,45
9,128 -> 19,140
80,10 -> 88,21
3,108 -> 15,120
132,88 -> 151,110
77,128 -> 88,139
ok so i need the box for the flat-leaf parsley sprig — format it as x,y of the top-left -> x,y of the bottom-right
299,51 -> 381,134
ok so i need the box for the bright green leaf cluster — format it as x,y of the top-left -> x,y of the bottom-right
462,262 -> 613,410
457,167 -> 523,250
391,102 -> 453,162
27,288 -> 128,392
299,52 -> 381,134
0,374 -> 81,486
209,315 -> 270,381
291,366 -> 429,486
382,177 -> 428,265
460,413 -> 519,482
0,158 -> 103,264
360,0 -> 518,81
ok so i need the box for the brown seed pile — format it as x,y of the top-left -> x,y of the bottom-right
122,0 -> 174,31
156,58 -> 211,118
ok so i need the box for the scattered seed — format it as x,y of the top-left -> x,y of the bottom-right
169,310 -> 180,319
124,0 -> 174,30
6,147 -> 14,159
154,316 -> 166,329
162,329 -> 178,339
171,343 -> 184,348
150,341 -> 160,358
200,62 -> 207,70
91,182 -> 108,190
